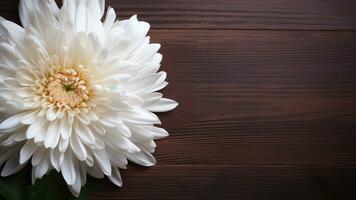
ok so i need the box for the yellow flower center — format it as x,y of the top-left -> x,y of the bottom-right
45,68 -> 90,109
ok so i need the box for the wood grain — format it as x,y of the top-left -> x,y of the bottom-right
0,0 -> 355,30
110,0 -> 356,30
0,0 -> 356,199
151,30 -> 356,166
92,165 -> 356,200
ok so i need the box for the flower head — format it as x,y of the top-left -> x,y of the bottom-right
0,0 -> 177,196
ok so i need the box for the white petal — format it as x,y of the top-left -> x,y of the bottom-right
97,0 -> 105,18
31,147 -> 46,166
91,137 -> 105,150
127,72 -> 166,94
149,81 -> 169,94
103,133 -> 140,155
120,109 -> 160,125
92,149 -> 111,176
119,123 -> 131,138
98,111 -> 123,127
103,7 -> 116,31
61,151 -> 76,185
70,134 -> 87,161
27,117 -> 47,141
21,110 -> 39,125
19,0 -> 58,29
87,162 -> 104,179
44,120 -> 61,148
91,122 -> 106,135
74,2 -> 87,33
107,149 -> 127,168
84,152 -> 94,167
62,0 -> 105,37
131,126 -> 169,139
131,41 -> 161,64
116,137 -> 140,153
127,149 -> 156,167
1,154 -> 25,177
0,145 -> 20,166
142,92 -> 162,106
34,151 -> 50,179
133,139 -> 156,153
60,118 -> 72,140
0,16 -> 25,43
123,94 -> 144,108
0,43 -> 21,70
74,121 -> 95,145
50,148 -> 61,172
145,98 -> 179,112
19,0 -> 35,27
0,64 -> 14,81
59,138 -> 70,153
2,126 -> 27,146
46,107 -> 58,121
108,168 -> 122,187
19,140 -> 37,164
68,159 -> 82,197
86,110 -> 99,121
140,53 -> 162,74
0,112 -> 29,132
77,113 -> 90,125
47,0 -> 60,17
146,126 -> 170,139
68,175 -> 81,197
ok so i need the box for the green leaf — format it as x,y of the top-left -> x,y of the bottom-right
29,172 -> 98,200
0,167 -> 98,200
0,168 -> 30,200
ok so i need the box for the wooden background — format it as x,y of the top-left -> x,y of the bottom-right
1,0 -> 356,199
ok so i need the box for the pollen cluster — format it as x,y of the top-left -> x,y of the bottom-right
42,68 -> 90,110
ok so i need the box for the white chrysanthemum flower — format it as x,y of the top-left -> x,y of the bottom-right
0,0 -> 177,196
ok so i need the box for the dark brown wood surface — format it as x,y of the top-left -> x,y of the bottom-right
1,0 -> 356,200
1,0 -> 356,30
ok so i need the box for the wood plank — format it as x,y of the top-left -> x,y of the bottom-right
92,165 -> 356,200
0,1 -> 355,200
0,0 -> 355,30
112,0 -> 356,30
149,30 -> 356,166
